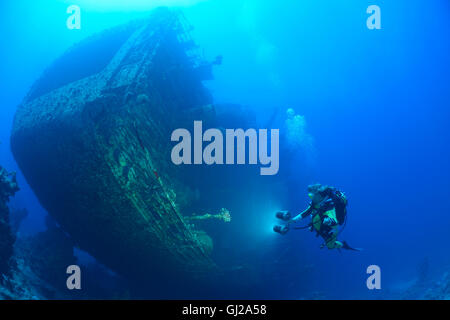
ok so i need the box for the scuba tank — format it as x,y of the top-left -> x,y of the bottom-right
330,189 -> 348,225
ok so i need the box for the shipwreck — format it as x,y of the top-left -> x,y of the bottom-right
10,8 -> 228,293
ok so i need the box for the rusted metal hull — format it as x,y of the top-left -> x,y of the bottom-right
11,8 -> 217,287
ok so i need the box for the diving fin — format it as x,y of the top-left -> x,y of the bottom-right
342,241 -> 362,252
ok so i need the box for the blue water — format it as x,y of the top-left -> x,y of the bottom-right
1,0 -> 449,299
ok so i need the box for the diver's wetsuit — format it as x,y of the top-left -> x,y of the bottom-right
292,197 -> 344,249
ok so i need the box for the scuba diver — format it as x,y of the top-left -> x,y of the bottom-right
273,184 -> 360,251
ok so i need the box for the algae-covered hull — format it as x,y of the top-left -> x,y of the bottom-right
11,8 -> 218,286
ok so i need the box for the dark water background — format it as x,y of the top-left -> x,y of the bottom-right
0,0 -> 449,299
